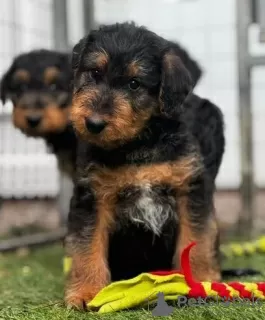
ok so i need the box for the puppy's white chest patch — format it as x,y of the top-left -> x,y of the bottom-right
128,184 -> 175,235
137,185 -> 158,217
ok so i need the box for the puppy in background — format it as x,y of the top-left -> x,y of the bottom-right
0,49 -> 77,179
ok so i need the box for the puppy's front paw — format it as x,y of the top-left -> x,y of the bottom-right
65,283 -> 102,310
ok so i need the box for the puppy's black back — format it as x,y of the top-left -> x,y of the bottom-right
184,94 -> 225,181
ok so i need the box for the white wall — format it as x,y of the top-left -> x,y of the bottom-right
0,0 -> 54,78
93,0 -> 265,189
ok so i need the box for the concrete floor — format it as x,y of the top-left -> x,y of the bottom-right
0,199 -> 60,235
1,190 -> 265,236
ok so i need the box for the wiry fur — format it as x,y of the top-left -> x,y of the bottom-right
65,22 -> 224,309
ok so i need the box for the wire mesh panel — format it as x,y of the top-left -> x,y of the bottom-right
0,0 -> 59,199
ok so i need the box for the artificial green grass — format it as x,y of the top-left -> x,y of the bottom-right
1,245 -> 265,320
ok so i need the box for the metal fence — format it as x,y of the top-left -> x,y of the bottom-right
0,0 -> 265,249
0,0 -> 90,251
237,0 -> 265,237
0,0 -> 59,199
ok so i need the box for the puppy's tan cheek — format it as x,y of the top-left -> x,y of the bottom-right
70,91 -> 98,135
12,108 -> 27,130
71,104 -> 90,137
42,106 -> 70,132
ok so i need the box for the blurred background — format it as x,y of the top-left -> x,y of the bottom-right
0,0 -> 265,248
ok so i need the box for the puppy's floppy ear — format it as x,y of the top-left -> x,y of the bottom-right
171,42 -> 202,86
0,69 -> 11,105
70,38 -> 86,92
159,50 -> 193,117
71,37 -> 86,71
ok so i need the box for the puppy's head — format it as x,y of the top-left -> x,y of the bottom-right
0,50 -> 72,137
71,22 -> 195,148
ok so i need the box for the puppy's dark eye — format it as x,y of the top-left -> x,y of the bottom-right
49,83 -> 57,91
128,79 -> 140,91
90,69 -> 102,82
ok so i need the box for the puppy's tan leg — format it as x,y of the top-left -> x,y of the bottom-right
65,199 -> 114,309
173,196 -> 221,282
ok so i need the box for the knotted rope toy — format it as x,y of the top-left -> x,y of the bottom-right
63,242 -> 265,313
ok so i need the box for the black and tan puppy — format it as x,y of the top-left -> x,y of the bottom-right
0,49 -> 77,179
64,22 -> 226,309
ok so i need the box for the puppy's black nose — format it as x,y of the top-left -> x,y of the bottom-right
26,115 -> 42,128
85,117 -> 107,134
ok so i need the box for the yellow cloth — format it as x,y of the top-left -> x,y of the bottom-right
63,257 -> 188,313
87,272 -> 190,313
